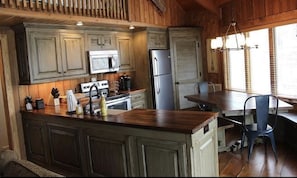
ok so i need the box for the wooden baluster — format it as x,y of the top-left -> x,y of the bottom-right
63,0 -> 67,14
88,0 -> 92,16
0,0 -> 5,6
106,0 -> 109,18
77,0 -> 81,16
36,0 -> 40,9
98,0 -> 102,17
29,0 -> 34,9
58,0 -> 62,13
91,0 -> 94,17
72,0 -> 75,15
48,0 -> 52,12
111,0 -> 115,19
12,0 -> 19,8
53,0 -> 57,12
41,0 -> 45,10
73,0 -> 77,15
94,0 -> 97,17
23,0 -> 27,8
123,0 -> 127,20
101,0 -> 104,17
117,0 -> 120,19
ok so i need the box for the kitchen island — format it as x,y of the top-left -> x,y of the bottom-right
21,106 -> 219,177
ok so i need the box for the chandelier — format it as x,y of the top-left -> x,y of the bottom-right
211,19 -> 258,51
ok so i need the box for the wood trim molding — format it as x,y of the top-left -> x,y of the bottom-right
151,0 -> 166,13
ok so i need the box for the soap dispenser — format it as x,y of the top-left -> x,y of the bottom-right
100,92 -> 107,117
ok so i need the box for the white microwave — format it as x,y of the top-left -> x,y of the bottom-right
88,50 -> 120,74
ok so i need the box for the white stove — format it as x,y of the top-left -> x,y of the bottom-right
80,80 -> 132,110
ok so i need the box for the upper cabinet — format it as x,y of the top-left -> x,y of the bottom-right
13,24 -> 88,84
147,30 -> 168,49
116,32 -> 135,71
86,31 -> 117,50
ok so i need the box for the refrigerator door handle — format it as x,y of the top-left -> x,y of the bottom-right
156,78 -> 161,94
154,57 -> 159,75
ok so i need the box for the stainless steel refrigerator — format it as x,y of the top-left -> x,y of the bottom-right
149,49 -> 175,110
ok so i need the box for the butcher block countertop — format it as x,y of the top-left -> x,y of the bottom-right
21,105 -> 218,134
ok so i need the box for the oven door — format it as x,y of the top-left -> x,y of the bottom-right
106,96 -> 131,110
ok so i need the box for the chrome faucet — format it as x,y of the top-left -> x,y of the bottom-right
89,83 -> 100,115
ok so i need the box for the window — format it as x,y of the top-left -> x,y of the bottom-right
224,23 -> 297,100
275,24 -> 297,98
249,29 -> 271,94
225,29 -> 270,94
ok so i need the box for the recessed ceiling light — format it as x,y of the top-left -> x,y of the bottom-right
76,21 -> 83,26
129,25 -> 135,30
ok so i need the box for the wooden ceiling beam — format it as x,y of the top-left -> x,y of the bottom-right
194,0 -> 219,15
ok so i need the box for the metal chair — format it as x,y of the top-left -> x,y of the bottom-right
241,95 -> 279,161
196,81 -> 212,111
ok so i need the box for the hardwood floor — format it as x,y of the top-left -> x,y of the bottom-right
219,126 -> 297,177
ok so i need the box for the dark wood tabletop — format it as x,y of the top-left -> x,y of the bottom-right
184,90 -> 293,116
21,106 -> 218,134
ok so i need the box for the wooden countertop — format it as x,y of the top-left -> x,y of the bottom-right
21,106 -> 218,134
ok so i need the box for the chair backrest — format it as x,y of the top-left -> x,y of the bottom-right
243,95 -> 279,131
197,81 -> 209,94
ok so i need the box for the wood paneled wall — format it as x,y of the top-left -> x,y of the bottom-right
220,0 -> 297,34
128,0 -> 186,27
186,0 -> 297,86
18,71 -> 135,108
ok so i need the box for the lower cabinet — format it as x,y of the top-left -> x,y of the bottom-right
130,89 -> 147,109
135,137 -> 187,177
47,123 -> 85,176
22,112 -> 218,177
22,116 -> 50,167
83,129 -> 132,177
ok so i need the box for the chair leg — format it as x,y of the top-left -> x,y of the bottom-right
268,133 -> 278,161
240,131 -> 245,152
247,137 -> 256,161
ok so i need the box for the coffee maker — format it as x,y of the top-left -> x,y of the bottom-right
119,75 -> 131,91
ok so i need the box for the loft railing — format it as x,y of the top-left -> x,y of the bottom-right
0,0 -> 128,20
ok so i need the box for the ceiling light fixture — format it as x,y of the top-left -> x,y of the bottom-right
76,21 -> 83,26
211,19 -> 258,52
129,25 -> 135,30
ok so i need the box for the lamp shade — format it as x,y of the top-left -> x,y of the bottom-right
211,37 -> 223,49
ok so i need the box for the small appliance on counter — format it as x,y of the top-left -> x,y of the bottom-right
66,90 -> 77,113
119,75 -> 131,91
35,98 -> 45,110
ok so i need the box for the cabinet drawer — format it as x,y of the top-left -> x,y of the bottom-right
132,100 -> 146,109
131,93 -> 145,103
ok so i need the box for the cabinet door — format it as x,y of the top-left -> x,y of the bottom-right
60,32 -> 87,77
117,33 -> 135,71
22,117 -> 50,167
86,32 -> 116,50
47,124 -> 84,176
29,30 -> 63,80
148,31 -> 168,49
136,137 -> 187,177
191,119 -> 219,176
83,129 -> 132,177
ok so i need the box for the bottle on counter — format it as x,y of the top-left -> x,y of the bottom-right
76,100 -> 83,115
100,92 -> 107,117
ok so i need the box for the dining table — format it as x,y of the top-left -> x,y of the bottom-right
184,90 -> 293,117
184,90 -> 293,152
